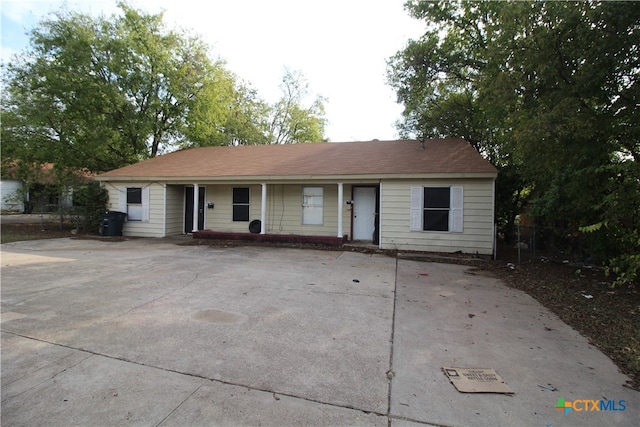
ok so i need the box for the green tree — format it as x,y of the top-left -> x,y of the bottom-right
388,1 -> 640,282
1,2 -> 249,171
387,0 -> 519,236
73,181 -> 109,232
267,69 -> 327,144
184,77 -> 270,146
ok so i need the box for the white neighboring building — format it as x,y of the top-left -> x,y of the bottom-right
0,178 -> 25,212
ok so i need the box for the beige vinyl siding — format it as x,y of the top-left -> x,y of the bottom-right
103,182 -> 166,238
164,185 -> 184,236
265,184 -> 351,237
381,178 -> 494,254
204,184 -> 351,237
204,184 -> 258,233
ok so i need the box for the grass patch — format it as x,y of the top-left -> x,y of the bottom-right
1,222 -> 83,244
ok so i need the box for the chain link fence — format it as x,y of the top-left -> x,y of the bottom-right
503,224 -> 592,265
36,204 -> 93,233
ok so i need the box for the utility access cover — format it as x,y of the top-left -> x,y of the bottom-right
443,367 -> 514,394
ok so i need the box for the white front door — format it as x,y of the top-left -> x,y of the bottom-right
353,187 -> 376,241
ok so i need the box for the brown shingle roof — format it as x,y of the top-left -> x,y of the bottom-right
96,139 -> 497,180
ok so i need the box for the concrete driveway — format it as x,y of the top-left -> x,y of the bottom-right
1,238 -> 638,426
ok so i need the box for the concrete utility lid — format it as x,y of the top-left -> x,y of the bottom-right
443,367 -> 514,394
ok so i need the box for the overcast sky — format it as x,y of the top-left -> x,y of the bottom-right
1,0 -> 425,142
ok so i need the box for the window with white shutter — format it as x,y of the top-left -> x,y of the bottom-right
119,186 -> 150,222
410,186 -> 463,232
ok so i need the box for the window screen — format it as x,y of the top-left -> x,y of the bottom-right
127,188 -> 142,204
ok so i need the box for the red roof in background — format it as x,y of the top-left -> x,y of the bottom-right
2,162 -> 94,184
96,139 -> 497,180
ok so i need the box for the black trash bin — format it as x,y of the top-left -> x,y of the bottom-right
99,211 -> 127,236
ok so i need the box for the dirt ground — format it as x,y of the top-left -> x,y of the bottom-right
488,257 -> 640,392
2,222 -> 638,391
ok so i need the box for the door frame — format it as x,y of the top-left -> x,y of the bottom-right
184,186 -> 206,233
350,185 -> 380,243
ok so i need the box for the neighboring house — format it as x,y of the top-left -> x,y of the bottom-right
1,163 -> 92,213
94,139 -> 498,254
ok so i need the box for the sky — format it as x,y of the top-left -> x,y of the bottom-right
0,0 -> 426,142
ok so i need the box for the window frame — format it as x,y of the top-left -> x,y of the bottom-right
410,186 -> 463,233
232,187 -> 250,222
302,186 -> 324,225
423,187 -> 450,232
126,187 -> 143,221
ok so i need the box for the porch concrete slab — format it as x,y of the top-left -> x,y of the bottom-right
391,260 -> 639,427
1,238 -> 638,426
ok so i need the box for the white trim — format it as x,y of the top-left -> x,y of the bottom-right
491,178 -> 496,258
378,181 -> 382,249
337,183 -> 343,238
260,183 -> 267,234
192,184 -> 199,232
162,184 -> 167,237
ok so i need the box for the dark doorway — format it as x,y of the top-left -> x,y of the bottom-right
185,186 -> 205,233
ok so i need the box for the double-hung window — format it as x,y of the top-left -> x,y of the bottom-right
119,186 -> 149,222
410,186 -> 463,232
232,188 -> 250,221
126,188 -> 143,221
302,187 -> 324,225
423,187 -> 450,231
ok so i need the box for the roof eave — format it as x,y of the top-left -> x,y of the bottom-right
95,172 -> 498,183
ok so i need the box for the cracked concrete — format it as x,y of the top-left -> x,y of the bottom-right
1,238 -> 638,426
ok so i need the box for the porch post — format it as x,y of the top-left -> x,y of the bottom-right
260,183 -> 267,234
337,183 -> 344,238
192,183 -> 199,232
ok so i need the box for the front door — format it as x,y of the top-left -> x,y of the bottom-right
185,186 -> 205,233
353,187 -> 378,241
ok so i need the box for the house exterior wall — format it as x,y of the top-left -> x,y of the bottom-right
165,185 -> 184,236
202,183 -> 352,237
100,177 -> 496,254
380,178 -> 495,254
103,182 -> 166,238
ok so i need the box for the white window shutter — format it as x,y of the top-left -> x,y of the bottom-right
410,187 -> 423,231
450,186 -> 464,232
141,186 -> 150,222
118,188 -> 126,213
